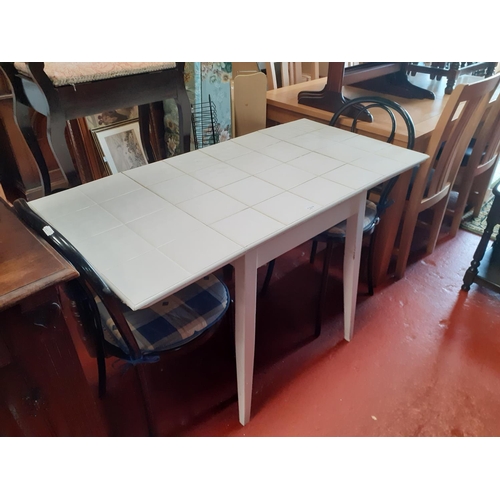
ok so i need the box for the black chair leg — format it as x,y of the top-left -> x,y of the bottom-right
310,240 -> 318,264
315,240 -> 334,338
260,259 -> 275,296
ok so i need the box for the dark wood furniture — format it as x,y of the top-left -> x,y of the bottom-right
407,62 -> 498,94
0,198 -> 107,436
297,63 -> 435,120
0,62 -> 191,196
462,181 -> 500,294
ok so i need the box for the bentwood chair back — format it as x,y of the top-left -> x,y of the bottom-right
447,93 -> 500,236
394,74 -> 500,279
13,198 -> 231,436
261,96 -> 416,337
0,62 -> 191,196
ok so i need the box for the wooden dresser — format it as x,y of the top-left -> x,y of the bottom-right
0,199 -> 107,436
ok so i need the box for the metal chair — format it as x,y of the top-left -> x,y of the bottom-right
261,96 -> 416,337
14,198 -> 231,436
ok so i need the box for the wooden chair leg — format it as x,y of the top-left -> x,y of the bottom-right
175,89 -> 192,154
138,104 -> 156,163
395,209 -> 420,279
449,173 -> 476,238
426,196 -> 449,254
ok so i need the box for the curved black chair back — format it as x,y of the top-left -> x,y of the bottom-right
330,96 -> 416,217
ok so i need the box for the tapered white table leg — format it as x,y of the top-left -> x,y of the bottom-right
233,250 -> 258,425
343,193 -> 366,341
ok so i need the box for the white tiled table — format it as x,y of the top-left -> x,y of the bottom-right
29,119 -> 428,425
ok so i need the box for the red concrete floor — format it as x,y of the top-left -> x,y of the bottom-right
72,227 -> 500,437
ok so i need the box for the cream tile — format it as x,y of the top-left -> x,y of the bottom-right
78,173 -> 141,203
260,141 -> 310,162
164,150 -> 220,173
191,162 -> 249,188
127,206 -> 206,247
158,226 -> 242,274
220,177 -> 283,206
290,177 -> 355,206
322,164 -> 384,190
377,146 -> 429,164
288,152 -> 345,176
350,154 -> 404,175
100,188 -> 171,224
343,135 -> 392,152
232,131 -> 280,150
49,205 -> 122,243
226,151 -> 283,175
211,208 -> 283,247
316,142 -> 369,163
253,192 -> 321,225
256,163 -> 315,190
72,225 -> 154,273
315,126 -> 355,141
260,120 -> 321,140
123,161 -> 183,186
101,249 -> 191,309
149,175 -> 213,205
176,190 -> 246,224
29,189 -> 95,221
201,140 -> 253,161
284,131 -> 333,151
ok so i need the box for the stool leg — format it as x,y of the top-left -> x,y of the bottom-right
46,114 -> 81,188
175,90 -> 192,154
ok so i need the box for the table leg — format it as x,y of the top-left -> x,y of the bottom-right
233,250 -> 258,425
343,193 -> 366,341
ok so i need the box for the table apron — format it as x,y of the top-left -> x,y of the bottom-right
253,192 -> 366,268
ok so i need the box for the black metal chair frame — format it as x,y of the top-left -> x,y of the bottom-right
1,62 -> 192,196
261,96 -> 416,337
13,198 -> 231,436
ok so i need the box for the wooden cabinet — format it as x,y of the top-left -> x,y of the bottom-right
0,199 -> 107,436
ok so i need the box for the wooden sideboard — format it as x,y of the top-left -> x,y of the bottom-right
0,199 -> 107,436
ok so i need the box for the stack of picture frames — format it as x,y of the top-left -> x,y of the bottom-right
86,107 -> 148,176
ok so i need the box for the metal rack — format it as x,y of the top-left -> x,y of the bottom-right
191,95 -> 219,149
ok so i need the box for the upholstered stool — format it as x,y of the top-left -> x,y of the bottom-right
1,62 -> 191,195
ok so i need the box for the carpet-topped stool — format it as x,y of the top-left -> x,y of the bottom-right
0,62 -> 191,195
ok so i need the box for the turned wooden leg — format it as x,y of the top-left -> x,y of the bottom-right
175,90 -> 192,154
138,103 -> 156,163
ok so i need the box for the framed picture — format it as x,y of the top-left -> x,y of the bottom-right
85,106 -> 139,130
92,120 -> 147,175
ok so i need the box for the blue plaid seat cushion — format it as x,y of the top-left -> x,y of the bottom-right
95,274 -> 230,356
326,200 -> 378,236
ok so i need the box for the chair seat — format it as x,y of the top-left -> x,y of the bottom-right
96,274 -> 230,357
324,200 -> 378,237
14,62 -> 176,87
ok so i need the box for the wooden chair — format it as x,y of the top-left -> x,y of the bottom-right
447,93 -> 500,236
261,96 -> 416,337
13,198 -> 231,436
0,62 -> 191,196
230,71 -> 267,137
394,74 -> 500,279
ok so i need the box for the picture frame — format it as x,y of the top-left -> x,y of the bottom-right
85,106 -> 139,131
92,120 -> 147,175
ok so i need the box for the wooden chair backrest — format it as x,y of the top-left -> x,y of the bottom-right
467,92 -> 500,175
231,71 -> 267,137
410,74 -> 500,205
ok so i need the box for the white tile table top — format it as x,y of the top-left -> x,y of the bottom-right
29,119 -> 428,311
